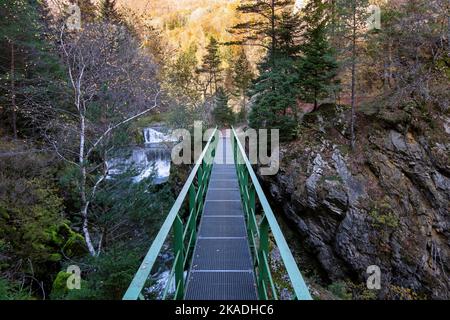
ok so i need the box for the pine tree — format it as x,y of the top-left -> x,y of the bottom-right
212,87 -> 234,127
249,52 -> 300,140
232,49 -> 253,119
276,10 -> 302,56
230,1 -> 297,46
298,0 -> 339,110
99,0 -> 122,24
229,0 -> 296,66
0,0 -> 64,138
198,37 -> 223,96
247,8 -> 302,140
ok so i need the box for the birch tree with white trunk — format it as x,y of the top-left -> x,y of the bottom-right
54,22 -> 161,256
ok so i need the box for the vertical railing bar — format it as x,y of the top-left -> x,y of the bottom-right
162,251 -> 180,299
174,215 -> 184,300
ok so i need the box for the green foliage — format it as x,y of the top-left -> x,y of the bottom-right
369,203 -> 399,229
249,53 -> 299,140
233,49 -> 253,93
0,147 -> 84,292
0,0 -> 67,138
0,178 -> 81,271
212,88 -> 234,127
387,285 -> 423,300
51,245 -> 144,300
95,173 -> 174,231
49,271 -> 72,300
199,37 -> 223,95
276,10 -> 302,56
50,171 -> 176,300
242,4 -> 302,140
0,278 -> 31,300
164,43 -> 202,106
367,198 -> 399,230
232,49 -> 253,114
298,0 -> 339,110
167,104 -> 203,130
236,105 -> 247,124
231,0 -> 297,52
436,55 -> 450,80
328,281 -> 352,300
348,283 -> 378,300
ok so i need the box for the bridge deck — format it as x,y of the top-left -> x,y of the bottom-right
184,134 -> 258,300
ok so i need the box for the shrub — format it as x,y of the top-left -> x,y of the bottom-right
328,281 -> 352,300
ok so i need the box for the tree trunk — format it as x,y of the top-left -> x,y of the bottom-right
79,114 -> 97,256
350,1 -> 357,150
10,41 -> 17,140
271,0 -> 276,67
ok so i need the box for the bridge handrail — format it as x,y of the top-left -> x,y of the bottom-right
231,127 -> 312,300
123,128 -> 218,300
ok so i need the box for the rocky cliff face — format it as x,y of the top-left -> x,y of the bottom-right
259,105 -> 450,299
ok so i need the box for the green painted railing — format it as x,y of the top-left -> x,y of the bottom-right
123,128 -> 218,300
231,127 -> 312,300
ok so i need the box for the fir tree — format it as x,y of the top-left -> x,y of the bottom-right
198,37 -> 223,95
212,87 -> 234,127
298,0 -> 339,110
229,0 -> 296,66
232,49 -> 253,119
247,8 -> 302,140
99,0 -> 122,24
0,0 -> 65,138
276,10 -> 302,56
249,52 -> 300,140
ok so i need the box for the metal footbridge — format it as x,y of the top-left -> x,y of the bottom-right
123,128 -> 312,300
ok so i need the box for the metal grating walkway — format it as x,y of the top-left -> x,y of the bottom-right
184,133 -> 258,300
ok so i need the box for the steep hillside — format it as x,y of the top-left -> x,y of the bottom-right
259,105 -> 450,299
119,0 -> 260,62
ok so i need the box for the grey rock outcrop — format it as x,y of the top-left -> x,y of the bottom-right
259,110 -> 450,299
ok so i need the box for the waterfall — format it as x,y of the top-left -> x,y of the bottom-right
143,127 -> 177,144
107,126 -> 176,184
132,147 -> 172,184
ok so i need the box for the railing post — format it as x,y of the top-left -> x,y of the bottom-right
198,164 -> 205,213
249,184 -> 255,217
258,215 -> 269,299
233,135 -> 237,164
189,184 -> 197,245
243,170 -> 250,217
248,184 -> 255,229
247,184 -> 256,258
174,215 -> 184,299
